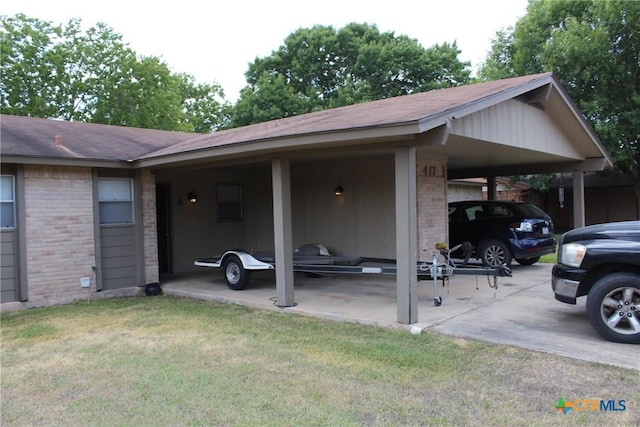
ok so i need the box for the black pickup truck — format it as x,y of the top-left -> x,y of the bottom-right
552,221 -> 640,344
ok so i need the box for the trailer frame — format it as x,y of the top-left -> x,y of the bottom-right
194,245 -> 511,305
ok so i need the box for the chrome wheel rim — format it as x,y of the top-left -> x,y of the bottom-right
600,286 -> 640,336
485,244 -> 506,267
226,263 -> 240,285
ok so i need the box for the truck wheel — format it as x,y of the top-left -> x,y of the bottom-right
223,255 -> 251,290
479,240 -> 511,268
586,273 -> 640,344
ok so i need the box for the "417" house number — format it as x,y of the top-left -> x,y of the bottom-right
422,162 -> 445,178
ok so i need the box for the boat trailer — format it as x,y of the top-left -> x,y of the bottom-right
194,244 -> 511,306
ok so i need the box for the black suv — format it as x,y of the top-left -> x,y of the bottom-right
448,200 -> 556,267
552,221 -> 640,344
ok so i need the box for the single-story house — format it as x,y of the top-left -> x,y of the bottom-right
0,72 -> 613,324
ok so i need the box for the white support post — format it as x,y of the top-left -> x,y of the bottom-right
272,158 -> 295,307
395,146 -> 418,324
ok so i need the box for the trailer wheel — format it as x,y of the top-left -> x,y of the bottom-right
223,255 -> 251,290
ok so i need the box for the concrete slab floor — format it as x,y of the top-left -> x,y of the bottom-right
161,263 -> 639,371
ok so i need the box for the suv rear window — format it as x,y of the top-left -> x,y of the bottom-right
464,203 -> 513,221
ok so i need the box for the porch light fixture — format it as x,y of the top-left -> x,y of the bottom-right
334,186 -> 344,196
187,191 -> 198,204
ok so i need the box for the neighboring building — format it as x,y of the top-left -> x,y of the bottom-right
0,73 -> 613,324
544,172 -> 639,232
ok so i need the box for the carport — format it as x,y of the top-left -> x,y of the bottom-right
140,73 -> 612,325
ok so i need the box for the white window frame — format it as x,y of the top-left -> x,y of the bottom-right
98,178 -> 134,225
0,175 -> 16,229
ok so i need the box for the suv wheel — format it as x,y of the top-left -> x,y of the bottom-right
516,256 -> 540,266
479,240 -> 511,267
586,272 -> 640,344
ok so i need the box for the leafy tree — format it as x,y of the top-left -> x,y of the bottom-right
479,0 -> 640,212
1,14 -> 229,132
229,23 -> 471,127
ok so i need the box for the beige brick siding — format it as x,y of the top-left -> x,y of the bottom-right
448,183 -> 483,203
417,153 -> 448,262
23,165 -> 96,305
140,170 -> 159,284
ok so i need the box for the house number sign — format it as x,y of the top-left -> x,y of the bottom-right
422,162 -> 445,177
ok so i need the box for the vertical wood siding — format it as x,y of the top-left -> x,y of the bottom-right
99,226 -> 136,290
0,230 -> 17,302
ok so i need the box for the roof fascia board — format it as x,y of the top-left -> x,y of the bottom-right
548,77 -> 613,167
0,155 -> 133,169
449,157 -> 609,179
136,122 -> 419,168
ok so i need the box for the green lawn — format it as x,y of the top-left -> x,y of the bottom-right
539,251 -> 557,263
1,296 -> 637,426
539,234 -> 561,263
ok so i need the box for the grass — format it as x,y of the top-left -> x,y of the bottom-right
539,234 -> 562,263
539,252 -> 557,263
1,296 -> 638,426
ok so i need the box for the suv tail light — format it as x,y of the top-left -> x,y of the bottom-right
511,222 -> 533,232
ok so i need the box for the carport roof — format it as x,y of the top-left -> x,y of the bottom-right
1,72 -> 612,173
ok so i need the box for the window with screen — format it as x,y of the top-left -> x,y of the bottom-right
98,178 -> 134,224
0,175 -> 15,228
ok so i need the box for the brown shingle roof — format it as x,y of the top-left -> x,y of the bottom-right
1,73 -> 554,164
0,115 -> 195,162
142,73 -> 554,160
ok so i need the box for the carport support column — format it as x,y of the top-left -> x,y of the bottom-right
572,172 -> 586,228
395,147 -> 418,324
272,158 -> 295,307
487,176 -> 497,200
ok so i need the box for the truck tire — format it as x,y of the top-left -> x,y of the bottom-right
223,255 -> 251,290
586,272 -> 640,344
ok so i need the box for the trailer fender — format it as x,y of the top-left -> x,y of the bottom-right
194,250 -> 274,271
229,251 -> 275,271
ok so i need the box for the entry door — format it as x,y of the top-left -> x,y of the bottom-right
156,184 -> 171,275
98,177 -> 138,290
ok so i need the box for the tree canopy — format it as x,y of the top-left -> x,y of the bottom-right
228,23 -> 472,127
0,14 -> 230,132
480,0 -> 640,207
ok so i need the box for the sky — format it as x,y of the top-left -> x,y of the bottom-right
3,0 -> 529,102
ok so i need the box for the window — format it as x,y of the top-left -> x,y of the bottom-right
217,184 -> 242,222
0,175 -> 15,228
98,178 -> 133,224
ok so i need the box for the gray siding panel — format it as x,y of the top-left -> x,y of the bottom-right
99,226 -> 137,290
0,230 -> 17,302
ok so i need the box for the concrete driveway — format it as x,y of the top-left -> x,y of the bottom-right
162,263 -> 639,371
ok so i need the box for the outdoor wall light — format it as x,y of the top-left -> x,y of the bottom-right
187,191 -> 198,204
334,186 -> 344,196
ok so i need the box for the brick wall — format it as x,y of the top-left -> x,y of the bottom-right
23,165 -> 96,305
417,153 -> 448,262
140,169 -> 159,284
